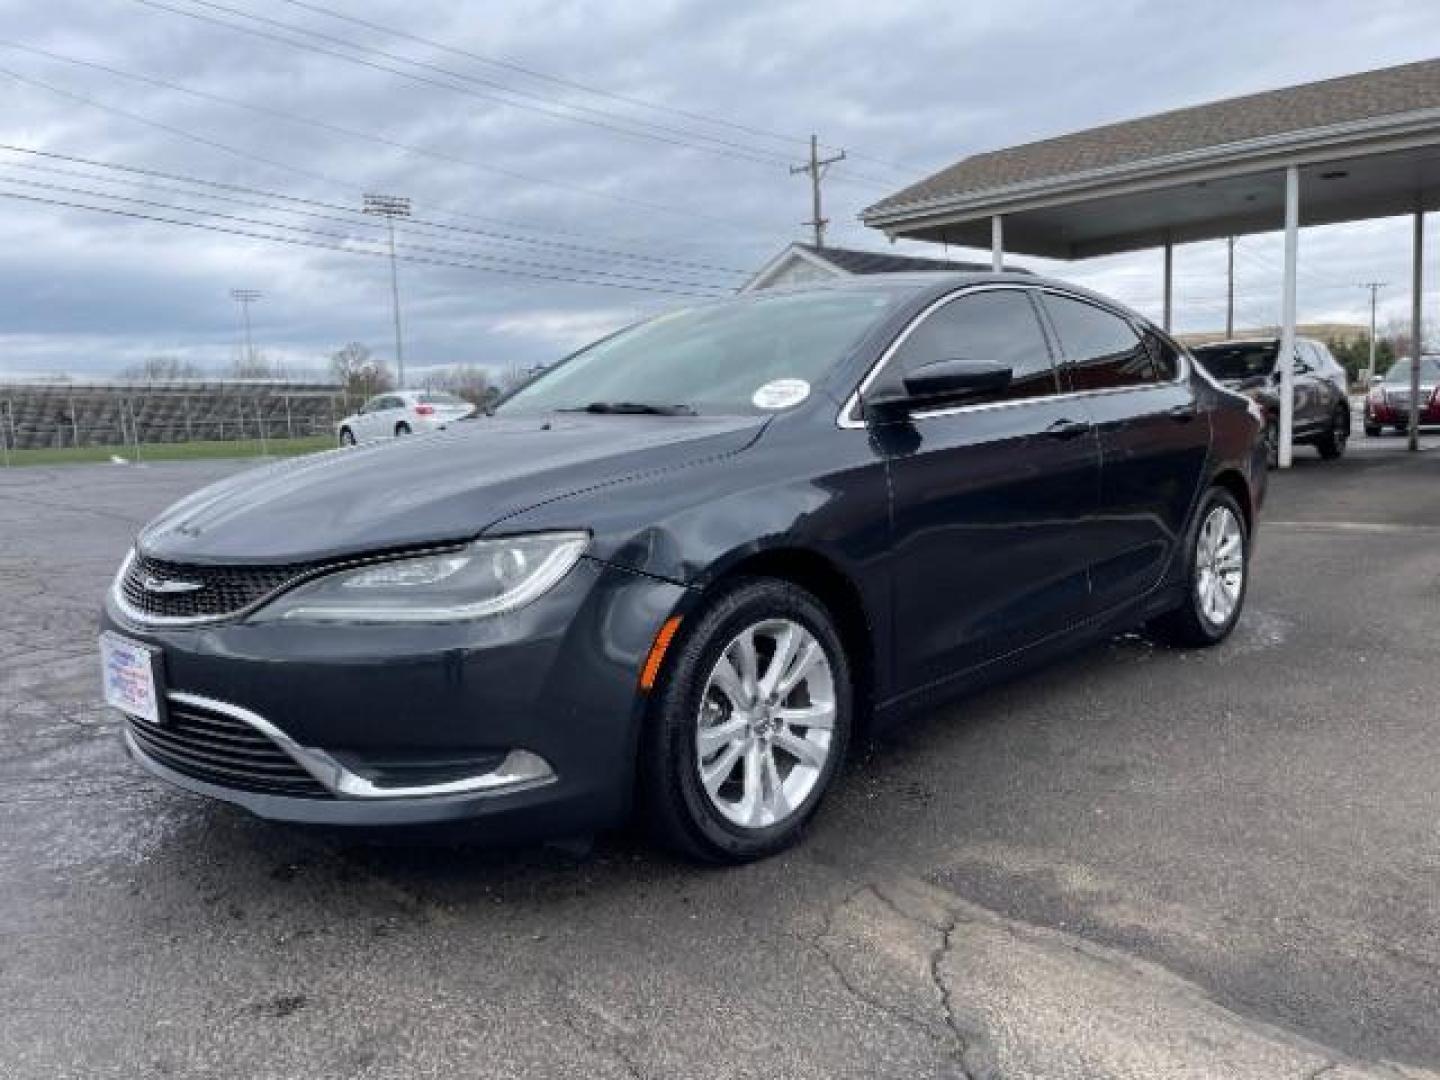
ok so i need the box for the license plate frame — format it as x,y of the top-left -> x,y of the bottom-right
99,631 -> 167,726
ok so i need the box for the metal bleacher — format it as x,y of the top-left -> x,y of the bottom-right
0,379 -> 348,451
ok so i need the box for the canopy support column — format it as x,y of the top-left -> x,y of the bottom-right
1410,208 -> 1424,453
991,215 -> 1004,271
1278,165 -> 1299,469
1162,237 -> 1173,332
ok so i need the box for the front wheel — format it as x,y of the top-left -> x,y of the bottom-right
1148,488 -> 1249,648
339,427 -> 355,446
394,422 -> 411,437
1316,406 -> 1348,459
641,578 -> 851,863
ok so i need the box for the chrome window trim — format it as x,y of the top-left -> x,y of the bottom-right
131,691 -> 557,799
836,282 -> 1189,430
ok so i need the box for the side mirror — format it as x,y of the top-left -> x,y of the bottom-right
866,358 -> 1012,419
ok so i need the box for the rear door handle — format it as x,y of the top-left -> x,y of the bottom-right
1044,418 -> 1091,440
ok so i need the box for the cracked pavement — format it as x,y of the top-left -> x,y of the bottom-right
2,448 -> 1439,1079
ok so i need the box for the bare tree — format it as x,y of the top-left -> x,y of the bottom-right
231,349 -> 278,380
330,342 -> 393,399
423,363 -> 491,406
123,355 -> 205,381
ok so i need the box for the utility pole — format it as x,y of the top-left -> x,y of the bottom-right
1359,281 -> 1388,386
1225,237 -> 1235,338
790,135 -> 846,249
364,193 -> 411,386
230,289 -> 262,371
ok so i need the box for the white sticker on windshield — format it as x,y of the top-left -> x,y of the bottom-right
752,378 -> 811,410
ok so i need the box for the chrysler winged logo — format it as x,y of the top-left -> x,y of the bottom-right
140,573 -> 203,595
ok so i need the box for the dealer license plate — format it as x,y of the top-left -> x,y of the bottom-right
99,631 -> 164,725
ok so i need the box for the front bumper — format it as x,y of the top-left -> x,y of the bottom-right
104,557 -> 689,833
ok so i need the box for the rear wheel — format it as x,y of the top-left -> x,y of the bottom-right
1364,423 -> 1381,437
1263,420 -> 1280,470
394,422 -> 411,437
1148,488 -> 1248,648
339,427 -> 355,446
1316,405 -> 1348,459
641,578 -> 851,863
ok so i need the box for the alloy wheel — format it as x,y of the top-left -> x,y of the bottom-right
1194,505 -> 1244,627
695,618 -> 835,829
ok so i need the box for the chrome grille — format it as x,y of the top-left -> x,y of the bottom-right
126,700 -> 330,798
121,553 -> 310,621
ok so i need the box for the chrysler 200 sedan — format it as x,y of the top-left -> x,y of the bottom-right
101,274 -> 1266,863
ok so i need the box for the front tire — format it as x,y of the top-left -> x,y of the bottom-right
1148,488 -> 1249,648
1316,406 -> 1348,459
641,578 -> 852,864
339,427 -> 355,446
394,422 -> 411,437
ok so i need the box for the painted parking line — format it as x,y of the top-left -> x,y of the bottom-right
1265,520 -> 1440,534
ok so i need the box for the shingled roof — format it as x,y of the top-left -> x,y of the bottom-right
866,58 -> 1440,218
792,243 -> 992,274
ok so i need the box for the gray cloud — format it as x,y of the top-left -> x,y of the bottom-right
1,0 -> 1437,381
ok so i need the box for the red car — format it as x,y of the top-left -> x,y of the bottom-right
1365,355 -> 1440,435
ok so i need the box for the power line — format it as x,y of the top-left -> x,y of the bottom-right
130,0 -> 840,176
0,50 -> 773,230
274,0 -> 914,175
0,146 -> 747,278
0,181 -> 733,297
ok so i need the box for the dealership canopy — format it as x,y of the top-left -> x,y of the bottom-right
863,58 -> 1440,463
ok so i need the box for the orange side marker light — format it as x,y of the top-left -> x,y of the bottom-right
640,615 -> 683,691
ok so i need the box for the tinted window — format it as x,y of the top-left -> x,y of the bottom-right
1044,294 -> 1155,390
362,395 -> 386,413
1193,342 -> 1278,380
891,289 -> 1058,405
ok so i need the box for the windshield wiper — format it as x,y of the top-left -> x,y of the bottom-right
562,401 -> 697,416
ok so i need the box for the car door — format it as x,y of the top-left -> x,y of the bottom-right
874,286 -> 1102,690
354,395 -> 383,441
374,395 -> 403,438
1037,292 -> 1210,616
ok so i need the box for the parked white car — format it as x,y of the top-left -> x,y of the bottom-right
337,391 -> 476,445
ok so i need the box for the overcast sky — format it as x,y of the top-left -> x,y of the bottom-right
2,0 -> 1438,382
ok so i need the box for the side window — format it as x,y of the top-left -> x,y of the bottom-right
891,289 -> 1058,406
1044,294 -> 1156,391
1141,327 -> 1181,381
361,395 -> 385,413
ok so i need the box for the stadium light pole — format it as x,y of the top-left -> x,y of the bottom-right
230,288 -> 262,372
363,193 -> 411,387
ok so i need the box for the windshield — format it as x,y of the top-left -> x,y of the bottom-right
496,288 -> 907,417
1383,357 -> 1440,384
1192,342 -> 1278,380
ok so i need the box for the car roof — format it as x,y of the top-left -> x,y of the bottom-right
754,271 -> 1154,323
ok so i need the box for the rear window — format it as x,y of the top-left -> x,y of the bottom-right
1193,343 -> 1278,380
420,392 -> 465,404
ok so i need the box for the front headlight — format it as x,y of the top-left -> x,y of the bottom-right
249,532 -> 589,624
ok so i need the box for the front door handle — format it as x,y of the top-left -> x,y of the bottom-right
1167,404 -> 1198,422
1044,418 -> 1091,440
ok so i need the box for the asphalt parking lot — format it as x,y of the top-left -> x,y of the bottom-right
2,439 -> 1438,1080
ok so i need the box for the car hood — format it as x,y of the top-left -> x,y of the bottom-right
138,414 -> 767,563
